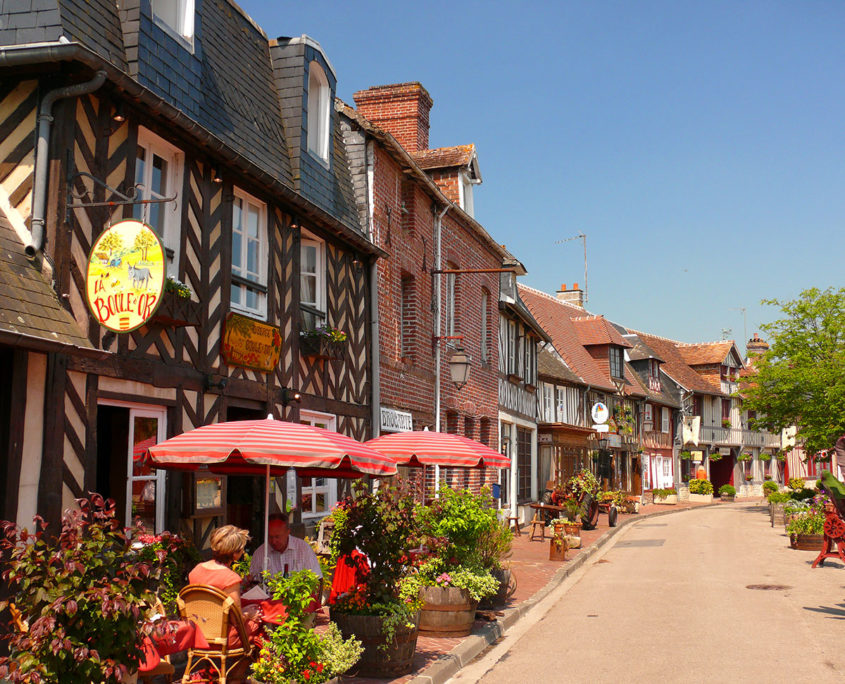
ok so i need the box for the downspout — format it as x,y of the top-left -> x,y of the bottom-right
366,140 -> 381,439
26,70 -> 107,260
433,202 -> 450,494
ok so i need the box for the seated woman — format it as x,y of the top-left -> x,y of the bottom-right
187,525 -> 262,648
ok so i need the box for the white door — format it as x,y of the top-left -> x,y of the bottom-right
123,406 -> 167,533
298,410 -> 338,519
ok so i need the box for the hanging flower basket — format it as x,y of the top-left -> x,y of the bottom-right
300,326 -> 348,360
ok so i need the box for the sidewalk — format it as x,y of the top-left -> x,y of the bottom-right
340,499 -> 717,684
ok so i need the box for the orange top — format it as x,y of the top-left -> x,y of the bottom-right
188,564 -> 241,593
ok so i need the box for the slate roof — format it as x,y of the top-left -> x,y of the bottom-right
676,341 -> 737,366
571,315 -> 632,348
624,334 -> 664,362
518,285 -> 615,392
411,144 -> 475,170
538,347 -> 583,385
628,330 -> 723,394
0,208 -> 92,349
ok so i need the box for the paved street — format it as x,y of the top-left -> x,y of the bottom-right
452,503 -> 845,684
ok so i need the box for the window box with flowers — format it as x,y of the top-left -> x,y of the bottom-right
150,277 -> 201,327
721,418 -> 732,429
301,325 -> 348,360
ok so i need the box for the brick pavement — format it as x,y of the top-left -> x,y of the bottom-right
336,499 -> 718,684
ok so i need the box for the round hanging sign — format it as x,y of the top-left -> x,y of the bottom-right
85,219 -> 166,333
591,402 -> 609,424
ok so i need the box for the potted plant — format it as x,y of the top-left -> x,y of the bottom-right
762,480 -> 779,497
738,453 -> 753,463
0,494 -> 179,684
722,418 -> 732,429
411,487 -> 499,637
688,478 -> 714,503
329,481 -> 421,678
679,450 -> 692,460
758,453 -> 772,463
653,488 -> 678,505
300,325 -> 348,360
252,569 -> 363,683
718,484 -> 736,501
768,491 -> 790,526
709,451 -> 723,461
477,518 -> 514,609
786,500 -> 826,551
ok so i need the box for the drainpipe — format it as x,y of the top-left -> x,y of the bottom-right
433,202 -> 450,493
26,70 -> 107,260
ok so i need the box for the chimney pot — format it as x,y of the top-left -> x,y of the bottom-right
573,282 -> 579,290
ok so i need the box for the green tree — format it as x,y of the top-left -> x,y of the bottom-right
133,229 -> 157,261
741,287 -> 845,456
99,230 -> 123,256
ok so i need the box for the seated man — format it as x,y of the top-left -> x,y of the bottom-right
250,512 -> 323,582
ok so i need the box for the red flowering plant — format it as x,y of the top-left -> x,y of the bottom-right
134,532 -> 199,614
329,480 -> 421,646
251,569 -> 362,683
0,494 -> 179,684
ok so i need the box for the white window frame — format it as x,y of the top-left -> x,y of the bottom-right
300,233 -> 326,330
507,320 -> 517,374
100,400 -> 167,534
459,170 -> 475,217
542,384 -> 554,422
307,61 -> 330,163
230,187 -> 268,319
644,404 -> 653,426
134,128 -> 184,278
556,387 -> 567,423
299,410 -> 337,518
151,0 -> 195,43
662,407 -> 670,433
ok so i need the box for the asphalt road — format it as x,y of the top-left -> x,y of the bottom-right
451,502 -> 845,684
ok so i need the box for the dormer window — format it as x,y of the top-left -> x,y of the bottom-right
609,346 -> 623,379
152,0 -> 195,42
648,359 -> 660,391
307,61 -> 330,162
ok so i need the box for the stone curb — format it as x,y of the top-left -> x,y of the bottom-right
406,503 -> 715,684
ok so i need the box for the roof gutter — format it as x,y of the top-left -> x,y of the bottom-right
26,67 -> 106,259
0,42 -> 385,259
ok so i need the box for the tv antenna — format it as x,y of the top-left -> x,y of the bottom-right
720,328 -> 732,341
554,233 -> 587,304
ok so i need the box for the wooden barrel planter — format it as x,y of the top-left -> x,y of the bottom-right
419,586 -> 478,637
771,503 -> 786,527
794,533 -> 824,551
479,567 -> 513,610
330,610 -> 419,678
720,494 -> 735,502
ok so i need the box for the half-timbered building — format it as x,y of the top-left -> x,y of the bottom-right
0,2 -> 380,543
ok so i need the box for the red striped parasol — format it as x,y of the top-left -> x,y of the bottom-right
144,418 -> 397,478
365,431 -> 510,469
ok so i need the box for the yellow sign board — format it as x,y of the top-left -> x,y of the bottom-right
85,220 -> 165,333
222,312 -> 282,372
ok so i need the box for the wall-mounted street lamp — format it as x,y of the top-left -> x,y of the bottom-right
280,387 -> 302,407
448,346 -> 471,390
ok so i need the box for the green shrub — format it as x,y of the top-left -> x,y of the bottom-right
786,511 -> 824,536
788,477 -> 806,491
689,479 -> 714,495
762,481 -> 779,496
653,488 -> 677,498
768,492 -> 790,504
718,484 -> 736,496
790,488 -> 816,502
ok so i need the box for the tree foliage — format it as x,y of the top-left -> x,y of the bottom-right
741,287 -> 845,456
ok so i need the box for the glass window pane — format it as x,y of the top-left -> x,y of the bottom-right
302,244 -> 316,273
246,287 -> 257,310
302,274 -> 316,306
315,492 -> 326,513
135,146 -> 146,187
247,204 -> 260,238
301,491 -> 313,514
151,154 -> 167,195
232,230 -> 242,271
132,416 -> 158,478
247,237 -> 258,276
148,203 -> 163,236
231,283 -> 241,305
131,478 -> 156,532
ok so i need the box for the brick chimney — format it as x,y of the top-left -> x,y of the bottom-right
556,282 -> 584,308
746,332 -> 769,356
353,82 -> 433,153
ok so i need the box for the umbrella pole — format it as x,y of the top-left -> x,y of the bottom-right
263,464 -> 270,584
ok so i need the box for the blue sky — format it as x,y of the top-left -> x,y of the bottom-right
240,0 -> 844,346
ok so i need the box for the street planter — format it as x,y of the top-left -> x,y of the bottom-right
688,493 -> 713,503
771,502 -> 786,527
479,567 -> 513,609
149,291 -> 201,327
330,610 -> 419,678
720,494 -> 736,502
654,494 -> 678,505
792,533 -> 825,552
418,586 -> 478,637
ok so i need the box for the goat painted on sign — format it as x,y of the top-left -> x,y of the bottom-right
128,263 -> 151,290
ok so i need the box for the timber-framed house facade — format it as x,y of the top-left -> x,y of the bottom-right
0,0 -> 380,543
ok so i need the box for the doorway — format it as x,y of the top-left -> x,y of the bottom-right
225,405 -> 266,547
709,455 -> 735,493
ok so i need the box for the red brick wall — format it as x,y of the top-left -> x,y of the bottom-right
353,82 -> 433,153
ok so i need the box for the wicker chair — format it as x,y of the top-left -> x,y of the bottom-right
177,584 -> 255,684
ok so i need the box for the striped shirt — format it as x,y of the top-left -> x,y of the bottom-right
250,535 -> 323,580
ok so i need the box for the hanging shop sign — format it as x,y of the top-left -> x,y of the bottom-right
591,402 -> 609,424
85,219 -> 165,332
221,312 -> 282,372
